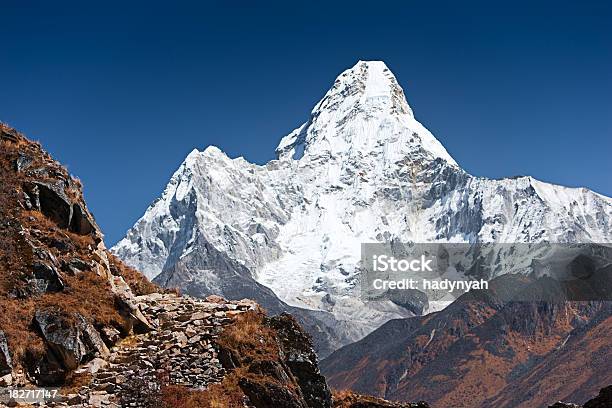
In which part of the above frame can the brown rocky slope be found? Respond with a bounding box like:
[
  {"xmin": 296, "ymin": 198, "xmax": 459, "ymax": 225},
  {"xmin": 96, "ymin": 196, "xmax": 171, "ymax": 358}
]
[
  {"xmin": 322, "ymin": 274, "xmax": 612, "ymax": 408},
  {"xmin": 0, "ymin": 123, "xmax": 160, "ymax": 387}
]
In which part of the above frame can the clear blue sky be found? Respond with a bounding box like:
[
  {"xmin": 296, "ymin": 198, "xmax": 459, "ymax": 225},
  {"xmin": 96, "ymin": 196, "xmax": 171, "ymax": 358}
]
[{"xmin": 1, "ymin": 0, "xmax": 610, "ymax": 246}]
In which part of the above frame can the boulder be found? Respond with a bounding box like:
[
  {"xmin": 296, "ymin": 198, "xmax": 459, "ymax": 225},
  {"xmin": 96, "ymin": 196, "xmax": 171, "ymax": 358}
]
[
  {"xmin": 100, "ymin": 326, "xmax": 121, "ymax": 347},
  {"xmin": 28, "ymin": 346, "xmax": 67, "ymax": 385},
  {"xmin": 34, "ymin": 310, "xmax": 109, "ymax": 372},
  {"xmin": 32, "ymin": 261, "xmax": 65, "ymax": 292},
  {"xmin": 61, "ymin": 257, "xmax": 91, "ymax": 276},
  {"xmin": 0, "ymin": 330, "xmax": 12, "ymax": 375},
  {"xmin": 111, "ymin": 276, "xmax": 154, "ymax": 333}
]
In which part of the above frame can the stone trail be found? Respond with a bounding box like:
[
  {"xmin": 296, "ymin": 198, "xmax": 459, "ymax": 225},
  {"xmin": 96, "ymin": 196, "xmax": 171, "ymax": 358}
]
[{"xmin": 26, "ymin": 293, "xmax": 257, "ymax": 407}]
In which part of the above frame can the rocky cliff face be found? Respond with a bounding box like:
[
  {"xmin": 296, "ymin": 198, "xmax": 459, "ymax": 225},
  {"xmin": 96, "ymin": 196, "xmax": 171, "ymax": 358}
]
[
  {"xmin": 112, "ymin": 60, "xmax": 612, "ymax": 355},
  {"xmin": 0, "ymin": 123, "xmax": 160, "ymax": 387}
]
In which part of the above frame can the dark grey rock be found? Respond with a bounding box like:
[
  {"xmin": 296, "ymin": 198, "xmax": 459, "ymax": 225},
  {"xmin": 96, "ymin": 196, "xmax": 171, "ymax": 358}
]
[
  {"xmin": 34, "ymin": 310, "xmax": 109, "ymax": 372},
  {"xmin": 70, "ymin": 203, "xmax": 95, "ymax": 235},
  {"xmin": 32, "ymin": 261, "xmax": 65, "ymax": 292},
  {"xmin": 100, "ymin": 326, "xmax": 121, "ymax": 347},
  {"xmin": 28, "ymin": 345, "xmax": 67, "ymax": 385},
  {"xmin": 23, "ymin": 181, "xmax": 97, "ymax": 236},
  {"xmin": 0, "ymin": 330, "xmax": 12, "ymax": 375},
  {"xmin": 268, "ymin": 313, "xmax": 332, "ymax": 408},
  {"xmin": 33, "ymin": 182, "xmax": 72, "ymax": 229},
  {"xmin": 239, "ymin": 377, "xmax": 309, "ymax": 408},
  {"xmin": 15, "ymin": 153, "xmax": 33, "ymax": 172}
]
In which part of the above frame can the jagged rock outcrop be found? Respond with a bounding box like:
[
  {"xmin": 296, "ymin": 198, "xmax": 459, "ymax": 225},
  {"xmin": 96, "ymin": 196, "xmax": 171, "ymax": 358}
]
[
  {"xmin": 34, "ymin": 310, "xmax": 109, "ymax": 373},
  {"xmin": 584, "ymin": 386, "xmax": 612, "ymax": 408},
  {"xmin": 268, "ymin": 313, "xmax": 332, "ymax": 408},
  {"xmin": 0, "ymin": 123, "xmax": 158, "ymax": 388},
  {"xmin": 215, "ymin": 311, "xmax": 333, "ymax": 408}
]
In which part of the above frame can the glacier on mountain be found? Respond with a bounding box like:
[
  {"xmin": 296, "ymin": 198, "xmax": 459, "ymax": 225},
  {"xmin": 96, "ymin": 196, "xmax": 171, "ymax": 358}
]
[{"xmin": 112, "ymin": 60, "xmax": 612, "ymax": 352}]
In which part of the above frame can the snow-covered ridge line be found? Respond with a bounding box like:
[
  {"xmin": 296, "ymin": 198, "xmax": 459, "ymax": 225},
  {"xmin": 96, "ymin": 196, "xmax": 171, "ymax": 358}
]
[{"xmin": 112, "ymin": 60, "xmax": 612, "ymax": 351}]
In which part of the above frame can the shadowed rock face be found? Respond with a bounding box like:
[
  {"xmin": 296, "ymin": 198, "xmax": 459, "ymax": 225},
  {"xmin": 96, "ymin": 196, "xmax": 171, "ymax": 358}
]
[
  {"xmin": 70, "ymin": 203, "xmax": 95, "ymax": 235},
  {"xmin": 584, "ymin": 386, "xmax": 612, "ymax": 408},
  {"xmin": 34, "ymin": 310, "xmax": 109, "ymax": 376},
  {"xmin": 34, "ymin": 182, "xmax": 73, "ymax": 229},
  {"xmin": 32, "ymin": 261, "xmax": 65, "ymax": 293},
  {"xmin": 24, "ymin": 182, "xmax": 96, "ymax": 235}
]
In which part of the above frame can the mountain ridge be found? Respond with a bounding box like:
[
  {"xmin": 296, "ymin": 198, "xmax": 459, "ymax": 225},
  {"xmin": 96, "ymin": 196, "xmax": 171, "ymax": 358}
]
[{"xmin": 112, "ymin": 60, "xmax": 612, "ymax": 354}]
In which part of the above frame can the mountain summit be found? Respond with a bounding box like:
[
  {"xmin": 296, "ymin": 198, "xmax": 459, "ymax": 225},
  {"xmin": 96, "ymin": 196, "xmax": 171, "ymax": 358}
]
[
  {"xmin": 112, "ymin": 61, "xmax": 612, "ymax": 353},
  {"xmin": 275, "ymin": 60, "xmax": 456, "ymax": 165}
]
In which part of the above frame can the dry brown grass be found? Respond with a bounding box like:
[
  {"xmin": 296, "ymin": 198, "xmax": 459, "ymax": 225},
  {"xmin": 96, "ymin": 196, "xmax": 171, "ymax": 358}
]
[
  {"xmin": 0, "ymin": 270, "xmax": 123, "ymax": 364},
  {"xmin": 61, "ymin": 372, "xmax": 93, "ymax": 394},
  {"xmin": 160, "ymin": 380, "xmax": 245, "ymax": 408},
  {"xmin": 215, "ymin": 310, "xmax": 280, "ymax": 364}
]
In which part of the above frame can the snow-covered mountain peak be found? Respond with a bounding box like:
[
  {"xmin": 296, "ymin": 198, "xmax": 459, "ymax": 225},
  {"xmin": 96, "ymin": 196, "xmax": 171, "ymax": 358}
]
[
  {"xmin": 311, "ymin": 60, "xmax": 413, "ymax": 120},
  {"xmin": 275, "ymin": 60, "xmax": 457, "ymax": 168},
  {"xmin": 201, "ymin": 145, "xmax": 228, "ymax": 159},
  {"xmin": 113, "ymin": 61, "xmax": 612, "ymax": 353}
]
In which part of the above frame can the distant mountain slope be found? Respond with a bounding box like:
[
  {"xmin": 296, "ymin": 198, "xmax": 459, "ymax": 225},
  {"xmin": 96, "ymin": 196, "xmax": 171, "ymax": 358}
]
[
  {"xmin": 321, "ymin": 273, "xmax": 612, "ymax": 408},
  {"xmin": 113, "ymin": 60, "xmax": 612, "ymax": 353}
]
